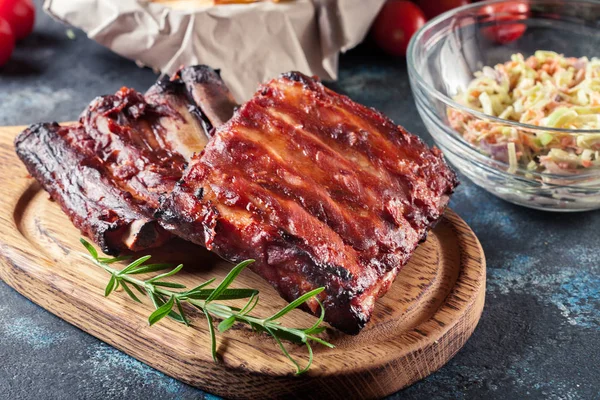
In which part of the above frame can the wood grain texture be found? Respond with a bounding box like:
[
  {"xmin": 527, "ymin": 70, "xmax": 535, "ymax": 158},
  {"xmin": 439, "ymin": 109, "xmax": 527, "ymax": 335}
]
[{"xmin": 0, "ymin": 125, "xmax": 486, "ymax": 400}]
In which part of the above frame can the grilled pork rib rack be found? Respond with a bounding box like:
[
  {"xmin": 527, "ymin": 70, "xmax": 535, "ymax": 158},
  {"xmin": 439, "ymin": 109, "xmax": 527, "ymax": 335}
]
[
  {"xmin": 15, "ymin": 68, "xmax": 457, "ymax": 334},
  {"xmin": 158, "ymin": 72, "xmax": 458, "ymax": 333},
  {"xmin": 15, "ymin": 66, "xmax": 237, "ymax": 255}
]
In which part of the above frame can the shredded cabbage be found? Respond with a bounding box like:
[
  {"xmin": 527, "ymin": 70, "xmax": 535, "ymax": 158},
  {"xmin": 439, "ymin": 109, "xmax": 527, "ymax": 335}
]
[{"xmin": 450, "ymin": 51, "xmax": 600, "ymax": 174}]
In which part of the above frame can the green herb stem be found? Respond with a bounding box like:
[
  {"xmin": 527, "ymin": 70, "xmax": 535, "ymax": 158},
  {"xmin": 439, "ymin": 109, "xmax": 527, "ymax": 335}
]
[{"xmin": 80, "ymin": 238, "xmax": 333, "ymax": 374}]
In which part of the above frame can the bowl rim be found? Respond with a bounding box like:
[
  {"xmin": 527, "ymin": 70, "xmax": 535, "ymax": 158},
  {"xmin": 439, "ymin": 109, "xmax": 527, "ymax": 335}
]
[{"xmin": 407, "ymin": 0, "xmax": 600, "ymax": 135}]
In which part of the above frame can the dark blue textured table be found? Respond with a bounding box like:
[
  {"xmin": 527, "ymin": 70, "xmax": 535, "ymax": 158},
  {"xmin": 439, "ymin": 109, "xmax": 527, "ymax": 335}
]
[{"xmin": 0, "ymin": 3, "xmax": 598, "ymax": 399}]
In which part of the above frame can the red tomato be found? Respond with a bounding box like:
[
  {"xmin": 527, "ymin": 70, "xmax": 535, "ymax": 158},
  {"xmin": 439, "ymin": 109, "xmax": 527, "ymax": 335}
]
[
  {"xmin": 0, "ymin": 0, "xmax": 35, "ymax": 40},
  {"xmin": 479, "ymin": 1, "xmax": 529, "ymax": 44},
  {"xmin": 371, "ymin": 0, "xmax": 426, "ymax": 57},
  {"xmin": 417, "ymin": 0, "xmax": 471, "ymax": 20},
  {"xmin": 0, "ymin": 17, "xmax": 15, "ymax": 66}
]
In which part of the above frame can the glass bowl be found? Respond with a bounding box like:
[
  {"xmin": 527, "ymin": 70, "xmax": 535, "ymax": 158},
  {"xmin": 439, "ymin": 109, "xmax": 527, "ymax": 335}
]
[{"xmin": 407, "ymin": 0, "xmax": 600, "ymax": 212}]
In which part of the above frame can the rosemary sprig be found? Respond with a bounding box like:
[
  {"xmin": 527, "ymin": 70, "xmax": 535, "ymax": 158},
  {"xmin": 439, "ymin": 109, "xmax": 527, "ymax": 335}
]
[{"xmin": 80, "ymin": 238, "xmax": 334, "ymax": 374}]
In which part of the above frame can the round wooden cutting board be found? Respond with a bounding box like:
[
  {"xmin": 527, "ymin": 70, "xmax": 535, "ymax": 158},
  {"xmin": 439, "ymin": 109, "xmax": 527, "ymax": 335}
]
[{"xmin": 0, "ymin": 125, "xmax": 486, "ymax": 400}]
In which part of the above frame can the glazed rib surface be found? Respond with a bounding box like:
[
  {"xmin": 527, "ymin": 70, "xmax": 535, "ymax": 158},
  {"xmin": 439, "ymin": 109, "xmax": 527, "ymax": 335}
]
[
  {"xmin": 15, "ymin": 66, "xmax": 236, "ymax": 255},
  {"xmin": 159, "ymin": 72, "xmax": 458, "ymax": 334},
  {"xmin": 15, "ymin": 122, "xmax": 171, "ymax": 253}
]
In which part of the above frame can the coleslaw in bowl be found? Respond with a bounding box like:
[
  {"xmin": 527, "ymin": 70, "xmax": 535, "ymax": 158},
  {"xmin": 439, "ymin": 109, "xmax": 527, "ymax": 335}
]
[
  {"xmin": 452, "ymin": 51, "xmax": 600, "ymax": 174},
  {"xmin": 408, "ymin": 0, "xmax": 600, "ymax": 211}
]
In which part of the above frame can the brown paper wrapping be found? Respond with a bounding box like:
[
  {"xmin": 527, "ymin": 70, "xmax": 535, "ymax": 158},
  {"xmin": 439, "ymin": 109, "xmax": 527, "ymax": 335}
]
[{"xmin": 44, "ymin": 0, "xmax": 385, "ymax": 100}]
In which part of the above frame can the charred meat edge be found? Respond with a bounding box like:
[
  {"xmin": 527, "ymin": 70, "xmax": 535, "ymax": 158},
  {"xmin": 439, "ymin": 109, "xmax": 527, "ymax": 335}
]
[{"xmin": 14, "ymin": 65, "xmax": 237, "ymax": 254}]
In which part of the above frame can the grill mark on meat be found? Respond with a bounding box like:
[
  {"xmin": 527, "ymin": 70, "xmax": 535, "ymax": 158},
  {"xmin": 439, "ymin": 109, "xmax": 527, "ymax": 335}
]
[
  {"xmin": 229, "ymin": 95, "xmax": 426, "ymax": 255},
  {"xmin": 249, "ymin": 92, "xmax": 424, "ymax": 232},
  {"xmin": 158, "ymin": 72, "xmax": 458, "ymax": 334},
  {"xmin": 259, "ymin": 78, "xmax": 457, "ymax": 230},
  {"xmin": 212, "ymin": 128, "xmax": 393, "ymax": 254},
  {"xmin": 238, "ymin": 105, "xmax": 389, "ymax": 209},
  {"xmin": 261, "ymin": 80, "xmax": 433, "ymax": 186},
  {"xmin": 263, "ymin": 106, "xmax": 394, "ymax": 189},
  {"xmin": 209, "ymin": 179, "xmax": 362, "ymax": 276}
]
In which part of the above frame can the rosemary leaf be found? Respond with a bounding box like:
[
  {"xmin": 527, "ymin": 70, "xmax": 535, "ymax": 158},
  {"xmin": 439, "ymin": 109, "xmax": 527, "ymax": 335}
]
[
  {"xmin": 119, "ymin": 255, "xmax": 152, "ymax": 275},
  {"xmin": 127, "ymin": 263, "xmax": 173, "ymax": 275},
  {"xmin": 184, "ymin": 278, "xmax": 216, "ymax": 294},
  {"xmin": 268, "ymin": 326, "xmax": 307, "ymax": 344},
  {"xmin": 207, "ymin": 303, "xmax": 234, "ymax": 318},
  {"xmin": 185, "ymin": 288, "xmax": 258, "ymax": 301},
  {"xmin": 205, "ymin": 259, "xmax": 255, "ymax": 303},
  {"xmin": 240, "ymin": 293, "xmax": 260, "ymax": 316},
  {"xmin": 239, "ymin": 292, "xmax": 258, "ymax": 316},
  {"xmin": 104, "ymin": 274, "xmax": 117, "ymax": 297},
  {"xmin": 182, "ymin": 289, "xmax": 215, "ymax": 300},
  {"xmin": 215, "ymin": 288, "xmax": 258, "ymax": 300},
  {"xmin": 148, "ymin": 296, "xmax": 175, "ymax": 326},
  {"xmin": 147, "ymin": 289, "xmax": 161, "ymax": 309},
  {"xmin": 80, "ymin": 238, "xmax": 98, "ymax": 260},
  {"xmin": 266, "ymin": 326, "xmax": 303, "ymax": 374},
  {"xmin": 266, "ymin": 287, "xmax": 325, "ymax": 322},
  {"xmin": 152, "ymin": 282, "xmax": 187, "ymax": 289},
  {"xmin": 148, "ymin": 290, "xmax": 187, "ymax": 325},
  {"xmin": 130, "ymin": 282, "xmax": 146, "ymax": 296},
  {"xmin": 98, "ymin": 255, "xmax": 131, "ymax": 264},
  {"xmin": 166, "ymin": 311, "xmax": 187, "ymax": 325},
  {"xmin": 304, "ymin": 299, "xmax": 326, "ymax": 335},
  {"xmin": 298, "ymin": 342, "xmax": 313, "ymax": 375},
  {"xmin": 175, "ymin": 298, "xmax": 190, "ymax": 327},
  {"xmin": 147, "ymin": 264, "xmax": 184, "ymax": 283},
  {"xmin": 305, "ymin": 326, "xmax": 327, "ymax": 335},
  {"xmin": 120, "ymin": 281, "xmax": 142, "ymax": 303},
  {"xmin": 205, "ymin": 310, "xmax": 218, "ymax": 362},
  {"xmin": 305, "ymin": 335, "xmax": 335, "ymax": 348},
  {"xmin": 217, "ymin": 315, "xmax": 236, "ymax": 333}
]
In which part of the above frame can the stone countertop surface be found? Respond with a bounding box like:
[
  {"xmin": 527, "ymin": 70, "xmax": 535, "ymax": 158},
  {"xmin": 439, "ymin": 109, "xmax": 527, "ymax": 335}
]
[{"xmin": 1, "ymin": 3, "xmax": 598, "ymax": 400}]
